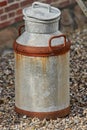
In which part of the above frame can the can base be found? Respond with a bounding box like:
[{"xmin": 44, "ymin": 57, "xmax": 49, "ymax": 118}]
[{"xmin": 15, "ymin": 106, "xmax": 70, "ymax": 120}]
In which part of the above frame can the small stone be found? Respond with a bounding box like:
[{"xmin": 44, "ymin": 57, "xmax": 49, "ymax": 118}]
[
  {"xmin": 0, "ymin": 99, "xmax": 4, "ymax": 104},
  {"xmin": 26, "ymin": 126, "xmax": 36, "ymax": 130},
  {"xmin": 23, "ymin": 115, "xmax": 27, "ymax": 119},
  {"xmin": 0, "ymin": 87, "xmax": 3, "ymax": 95},
  {"xmin": 74, "ymin": 119, "xmax": 80, "ymax": 124},
  {"xmin": 0, "ymin": 112, "xmax": 3, "ymax": 117}
]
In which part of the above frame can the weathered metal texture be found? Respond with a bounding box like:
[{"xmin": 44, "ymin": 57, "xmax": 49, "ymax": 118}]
[
  {"xmin": 24, "ymin": 18, "xmax": 59, "ymax": 34},
  {"xmin": 23, "ymin": 2, "xmax": 61, "ymax": 34},
  {"xmin": 16, "ymin": 30, "xmax": 65, "ymax": 47},
  {"xmin": 15, "ymin": 51, "xmax": 70, "ymax": 118}
]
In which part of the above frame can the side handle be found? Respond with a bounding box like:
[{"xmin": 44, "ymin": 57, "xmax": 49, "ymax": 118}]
[
  {"xmin": 18, "ymin": 25, "xmax": 25, "ymax": 36},
  {"xmin": 49, "ymin": 35, "xmax": 67, "ymax": 50}
]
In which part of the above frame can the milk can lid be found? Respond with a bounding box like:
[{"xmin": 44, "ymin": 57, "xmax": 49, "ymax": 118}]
[{"xmin": 23, "ymin": 2, "xmax": 61, "ymax": 21}]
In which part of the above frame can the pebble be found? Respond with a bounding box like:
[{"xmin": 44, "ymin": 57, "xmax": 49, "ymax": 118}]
[
  {"xmin": 0, "ymin": 87, "xmax": 3, "ymax": 95},
  {"xmin": 23, "ymin": 115, "xmax": 27, "ymax": 119}
]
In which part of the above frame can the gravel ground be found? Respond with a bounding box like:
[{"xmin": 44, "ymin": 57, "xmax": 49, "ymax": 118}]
[{"xmin": 0, "ymin": 28, "xmax": 87, "ymax": 130}]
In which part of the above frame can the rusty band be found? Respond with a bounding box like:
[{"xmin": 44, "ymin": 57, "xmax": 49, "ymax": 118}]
[
  {"xmin": 15, "ymin": 106, "xmax": 70, "ymax": 119},
  {"xmin": 13, "ymin": 41, "xmax": 71, "ymax": 57}
]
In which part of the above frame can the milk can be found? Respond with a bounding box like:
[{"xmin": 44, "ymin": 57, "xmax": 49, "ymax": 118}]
[{"xmin": 14, "ymin": 2, "xmax": 71, "ymax": 119}]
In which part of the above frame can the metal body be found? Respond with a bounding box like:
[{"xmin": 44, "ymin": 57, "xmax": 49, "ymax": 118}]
[
  {"xmin": 15, "ymin": 53, "xmax": 70, "ymax": 111},
  {"xmin": 14, "ymin": 2, "xmax": 71, "ymax": 119}
]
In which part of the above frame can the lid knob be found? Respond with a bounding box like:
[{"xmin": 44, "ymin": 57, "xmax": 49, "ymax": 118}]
[{"xmin": 32, "ymin": 2, "xmax": 51, "ymax": 13}]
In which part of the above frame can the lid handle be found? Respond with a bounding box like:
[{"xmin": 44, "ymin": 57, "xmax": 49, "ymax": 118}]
[{"xmin": 32, "ymin": 2, "xmax": 51, "ymax": 12}]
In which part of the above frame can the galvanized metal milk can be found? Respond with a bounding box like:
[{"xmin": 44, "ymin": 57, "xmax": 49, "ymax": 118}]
[{"xmin": 14, "ymin": 2, "xmax": 71, "ymax": 119}]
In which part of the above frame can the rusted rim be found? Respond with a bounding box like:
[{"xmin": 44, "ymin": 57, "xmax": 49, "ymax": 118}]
[
  {"xmin": 14, "ymin": 34, "xmax": 71, "ymax": 57},
  {"xmin": 15, "ymin": 106, "xmax": 70, "ymax": 120},
  {"xmin": 13, "ymin": 41, "xmax": 71, "ymax": 57},
  {"xmin": 15, "ymin": 27, "xmax": 71, "ymax": 57}
]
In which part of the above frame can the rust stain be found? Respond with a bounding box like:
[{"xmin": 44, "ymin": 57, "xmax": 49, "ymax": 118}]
[
  {"xmin": 13, "ymin": 41, "xmax": 71, "ymax": 57},
  {"xmin": 15, "ymin": 53, "xmax": 23, "ymax": 73},
  {"xmin": 15, "ymin": 53, "xmax": 23, "ymax": 86},
  {"xmin": 15, "ymin": 106, "xmax": 70, "ymax": 119},
  {"xmin": 41, "ymin": 57, "xmax": 48, "ymax": 73},
  {"xmin": 15, "ymin": 52, "xmax": 23, "ymax": 66},
  {"xmin": 28, "ymin": 57, "xmax": 48, "ymax": 73}
]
